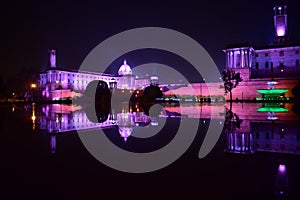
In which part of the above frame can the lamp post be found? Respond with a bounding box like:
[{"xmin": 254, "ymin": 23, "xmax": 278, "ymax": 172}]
[{"xmin": 31, "ymin": 83, "xmax": 37, "ymax": 102}]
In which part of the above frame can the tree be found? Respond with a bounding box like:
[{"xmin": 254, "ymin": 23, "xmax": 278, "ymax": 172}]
[
  {"xmin": 222, "ymin": 69, "xmax": 243, "ymax": 109},
  {"xmin": 222, "ymin": 107, "xmax": 243, "ymax": 132}
]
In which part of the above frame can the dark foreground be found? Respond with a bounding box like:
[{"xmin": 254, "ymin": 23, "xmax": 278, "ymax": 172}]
[{"xmin": 1, "ymin": 103, "xmax": 300, "ymax": 199}]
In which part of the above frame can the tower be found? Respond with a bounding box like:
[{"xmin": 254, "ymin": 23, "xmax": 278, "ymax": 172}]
[
  {"xmin": 273, "ymin": 3, "xmax": 288, "ymax": 44},
  {"xmin": 49, "ymin": 49, "xmax": 56, "ymax": 68}
]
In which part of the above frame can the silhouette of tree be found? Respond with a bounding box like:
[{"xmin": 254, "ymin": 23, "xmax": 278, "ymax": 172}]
[
  {"xmin": 222, "ymin": 69, "xmax": 243, "ymax": 110},
  {"xmin": 221, "ymin": 107, "xmax": 243, "ymax": 132}
]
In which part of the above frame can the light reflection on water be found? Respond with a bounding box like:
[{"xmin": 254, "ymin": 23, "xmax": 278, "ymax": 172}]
[
  {"xmin": 30, "ymin": 102, "xmax": 300, "ymax": 155},
  {"xmin": 3, "ymin": 102, "xmax": 300, "ymax": 199}
]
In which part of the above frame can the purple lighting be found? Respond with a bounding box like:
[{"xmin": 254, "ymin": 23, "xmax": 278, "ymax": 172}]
[
  {"xmin": 118, "ymin": 59, "xmax": 132, "ymax": 75},
  {"xmin": 49, "ymin": 49, "xmax": 56, "ymax": 68},
  {"xmin": 278, "ymin": 164, "xmax": 286, "ymax": 173},
  {"xmin": 277, "ymin": 28, "xmax": 285, "ymax": 37}
]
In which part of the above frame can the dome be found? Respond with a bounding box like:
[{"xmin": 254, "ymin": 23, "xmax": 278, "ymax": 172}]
[{"xmin": 118, "ymin": 59, "xmax": 132, "ymax": 75}]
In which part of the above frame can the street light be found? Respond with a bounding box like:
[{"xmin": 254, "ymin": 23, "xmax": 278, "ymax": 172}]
[
  {"xmin": 30, "ymin": 83, "xmax": 37, "ymax": 102},
  {"xmin": 31, "ymin": 83, "xmax": 37, "ymax": 89}
]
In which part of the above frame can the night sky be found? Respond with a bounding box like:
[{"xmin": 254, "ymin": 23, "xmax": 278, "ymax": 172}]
[{"xmin": 2, "ymin": 0, "xmax": 300, "ymax": 81}]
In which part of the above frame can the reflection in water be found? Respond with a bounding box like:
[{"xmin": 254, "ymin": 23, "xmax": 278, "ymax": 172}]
[
  {"xmin": 222, "ymin": 103, "xmax": 299, "ymax": 199},
  {"xmin": 50, "ymin": 135, "xmax": 56, "ymax": 154},
  {"xmin": 224, "ymin": 103, "xmax": 300, "ymax": 155},
  {"xmin": 35, "ymin": 102, "xmax": 299, "ymax": 197},
  {"xmin": 31, "ymin": 103, "xmax": 36, "ymax": 130},
  {"xmin": 38, "ymin": 103, "xmax": 300, "ymax": 155},
  {"xmin": 275, "ymin": 163, "xmax": 289, "ymax": 199},
  {"xmin": 39, "ymin": 103, "xmax": 154, "ymax": 143}
]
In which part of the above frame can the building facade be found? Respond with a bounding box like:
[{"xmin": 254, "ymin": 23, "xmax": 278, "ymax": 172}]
[
  {"xmin": 39, "ymin": 53, "xmax": 151, "ymax": 100},
  {"xmin": 165, "ymin": 3, "xmax": 300, "ymax": 101}
]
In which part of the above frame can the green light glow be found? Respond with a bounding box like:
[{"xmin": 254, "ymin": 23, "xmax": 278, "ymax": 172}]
[
  {"xmin": 257, "ymin": 107, "xmax": 288, "ymax": 112},
  {"xmin": 256, "ymin": 89, "xmax": 288, "ymax": 94}
]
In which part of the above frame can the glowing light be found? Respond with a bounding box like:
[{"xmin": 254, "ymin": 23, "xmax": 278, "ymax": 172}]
[
  {"xmin": 257, "ymin": 89, "xmax": 288, "ymax": 95},
  {"xmin": 266, "ymin": 81, "xmax": 278, "ymax": 85},
  {"xmin": 257, "ymin": 107, "xmax": 288, "ymax": 112},
  {"xmin": 277, "ymin": 28, "xmax": 285, "ymax": 37},
  {"xmin": 278, "ymin": 164, "xmax": 286, "ymax": 173},
  {"xmin": 31, "ymin": 83, "xmax": 37, "ymax": 89},
  {"xmin": 31, "ymin": 115, "xmax": 36, "ymax": 121},
  {"xmin": 278, "ymin": 7, "xmax": 282, "ymax": 11},
  {"xmin": 31, "ymin": 103, "xmax": 36, "ymax": 130}
]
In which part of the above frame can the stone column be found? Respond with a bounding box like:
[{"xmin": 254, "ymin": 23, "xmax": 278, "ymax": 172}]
[
  {"xmin": 241, "ymin": 50, "xmax": 245, "ymax": 68},
  {"xmin": 232, "ymin": 51, "xmax": 235, "ymax": 68}
]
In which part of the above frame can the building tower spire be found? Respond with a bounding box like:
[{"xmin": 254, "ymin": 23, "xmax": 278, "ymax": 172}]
[
  {"xmin": 49, "ymin": 49, "xmax": 56, "ymax": 68},
  {"xmin": 273, "ymin": 2, "xmax": 288, "ymax": 44}
]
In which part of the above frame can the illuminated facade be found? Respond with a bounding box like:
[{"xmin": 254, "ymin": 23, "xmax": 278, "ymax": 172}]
[
  {"xmin": 38, "ymin": 52, "xmax": 150, "ymax": 100},
  {"xmin": 164, "ymin": 3, "xmax": 300, "ymax": 101},
  {"xmin": 222, "ymin": 3, "xmax": 300, "ymax": 100}
]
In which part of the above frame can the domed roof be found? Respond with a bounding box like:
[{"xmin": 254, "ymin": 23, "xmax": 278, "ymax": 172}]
[{"xmin": 118, "ymin": 59, "xmax": 132, "ymax": 75}]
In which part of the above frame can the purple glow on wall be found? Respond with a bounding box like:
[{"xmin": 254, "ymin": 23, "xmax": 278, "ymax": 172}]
[{"xmin": 278, "ymin": 164, "xmax": 286, "ymax": 173}]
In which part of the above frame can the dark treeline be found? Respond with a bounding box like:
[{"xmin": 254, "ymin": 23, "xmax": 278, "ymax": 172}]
[{"xmin": 1, "ymin": 67, "xmax": 39, "ymax": 99}]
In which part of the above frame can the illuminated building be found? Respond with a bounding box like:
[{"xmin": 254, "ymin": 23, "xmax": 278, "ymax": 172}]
[
  {"xmin": 164, "ymin": 2, "xmax": 300, "ymax": 101},
  {"xmin": 38, "ymin": 51, "xmax": 151, "ymax": 100}
]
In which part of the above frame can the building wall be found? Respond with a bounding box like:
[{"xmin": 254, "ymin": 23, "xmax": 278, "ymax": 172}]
[
  {"xmin": 254, "ymin": 47, "xmax": 300, "ymax": 70},
  {"xmin": 39, "ymin": 69, "xmax": 151, "ymax": 100}
]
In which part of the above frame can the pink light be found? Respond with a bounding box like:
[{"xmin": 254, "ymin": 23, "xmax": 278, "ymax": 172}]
[
  {"xmin": 277, "ymin": 28, "xmax": 285, "ymax": 37},
  {"xmin": 278, "ymin": 164, "xmax": 286, "ymax": 173}
]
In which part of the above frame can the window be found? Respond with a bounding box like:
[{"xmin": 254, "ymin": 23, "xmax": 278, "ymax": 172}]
[
  {"xmin": 280, "ymin": 51, "xmax": 284, "ymax": 56},
  {"xmin": 296, "ymin": 59, "xmax": 300, "ymax": 66},
  {"xmin": 265, "ymin": 53, "xmax": 269, "ymax": 56},
  {"xmin": 271, "ymin": 62, "xmax": 273, "ymax": 68},
  {"xmin": 280, "ymin": 60, "xmax": 284, "ymax": 67},
  {"xmin": 266, "ymin": 132, "xmax": 269, "ymax": 139},
  {"xmin": 265, "ymin": 62, "xmax": 269, "ymax": 68},
  {"xmin": 296, "ymin": 50, "xmax": 299, "ymax": 54},
  {"xmin": 256, "ymin": 62, "xmax": 259, "ymax": 69},
  {"xmin": 255, "ymin": 54, "xmax": 259, "ymax": 57}
]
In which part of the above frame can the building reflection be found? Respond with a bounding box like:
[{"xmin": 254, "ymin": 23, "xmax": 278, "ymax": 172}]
[
  {"xmin": 275, "ymin": 163, "xmax": 288, "ymax": 198},
  {"xmin": 39, "ymin": 103, "xmax": 156, "ymax": 146},
  {"xmin": 221, "ymin": 103, "xmax": 298, "ymax": 199},
  {"xmin": 224, "ymin": 103, "xmax": 300, "ymax": 155}
]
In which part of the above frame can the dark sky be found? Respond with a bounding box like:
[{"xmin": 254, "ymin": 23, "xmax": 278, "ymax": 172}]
[{"xmin": 2, "ymin": 0, "xmax": 300, "ymax": 80}]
